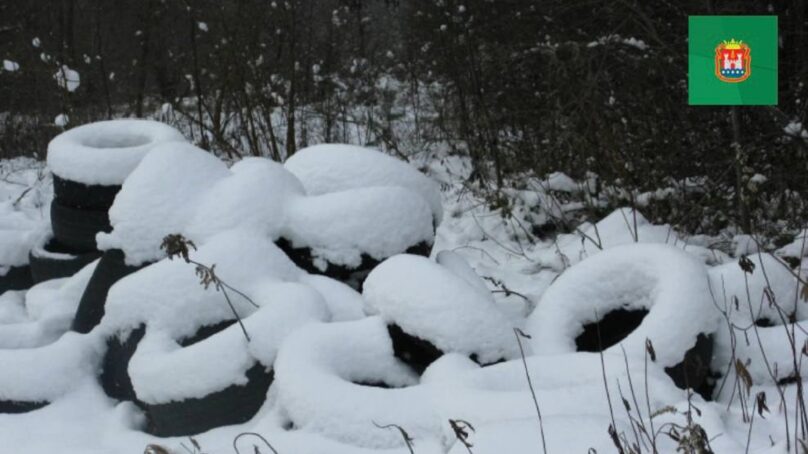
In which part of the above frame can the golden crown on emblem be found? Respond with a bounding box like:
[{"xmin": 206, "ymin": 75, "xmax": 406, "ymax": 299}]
[{"xmin": 722, "ymin": 39, "xmax": 744, "ymax": 50}]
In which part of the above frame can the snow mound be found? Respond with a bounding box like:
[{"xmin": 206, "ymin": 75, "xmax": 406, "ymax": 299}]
[
  {"xmin": 186, "ymin": 158, "xmax": 305, "ymax": 244},
  {"xmin": 0, "ymin": 332, "xmax": 103, "ymax": 403},
  {"xmin": 47, "ymin": 119, "xmax": 186, "ymax": 185},
  {"xmin": 96, "ymin": 142, "xmax": 230, "ymax": 265},
  {"xmin": 434, "ymin": 250, "xmax": 491, "ymax": 297},
  {"xmin": 0, "ymin": 291, "xmax": 26, "ymax": 324},
  {"xmin": 285, "ymin": 144, "xmax": 443, "ymax": 224},
  {"xmin": 709, "ymin": 253, "xmax": 801, "ymax": 324},
  {"xmin": 284, "ymin": 187, "xmax": 434, "ymax": 269},
  {"xmin": 300, "ymin": 274, "xmax": 366, "ymax": 321},
  {"xmin": 129, "ymin": 282, "xmax": 328, "ymax": 404},
  {"xmin": 0, "ymin": 261, "xmax": 96, "ymax": 349},
  {"xmin": 363, "ymin": 254, "xmax": 518, "ymax": 364},
  {"xmin": 0, "ymin": 219, "xmax": 43, "ymax": 268},
  {"xmin": 526, "ymin": 243, "xmax": 720, "ymax": 368},
  {"xmin": 710, "ymin": 253, "xmax": 806, "ymax": 388}
]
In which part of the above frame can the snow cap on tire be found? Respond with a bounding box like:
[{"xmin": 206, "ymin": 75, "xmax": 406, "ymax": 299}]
[
  {"xmin": 47, "ymin": 119, "xmax": 186, "ymax": 186},
  {"xmin": 284, "ymin": 144, "xmax": 443, "ymax": 224}
]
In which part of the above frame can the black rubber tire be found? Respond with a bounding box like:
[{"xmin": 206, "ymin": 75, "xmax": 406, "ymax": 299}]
[
  {"xmin": 50, "ymin": 199, "xmax": 112, "ymax": 252},
  {"xmin": 0, "ymin": 265, "xmax": 34, "ymax": 295},
  {"xmin": 574, "ymin": 309, "xmax": 715, "ymax": 398},
  {"xmin": 52, "ymin": 173, "xmax": 121, "ymax": 211},
  {"xmin": 0, "ymin": 399, "xmax": 48, "ymax": 414},
  {"xmin": 388, "ymin": 323, "xmax": 444, "ymax": 375},
  {"xmin": 101, "ymin": 319, "xmax": 270, "ymax": 436},
  {"xmin": 276, "ymin": 239, "xmax": 432, "ymax": 291},
  {"xmin": 28, "ymin": 239, "xmax": 102, "ymax": 284},
  {"xmin": 664, "ymin": 334, "xmax": 715, "ymax": 398},
  {"xmin": 71, "ymin": 249, "xmax": 147, "ymax": 334},
  {"xmin": 144, "ymin": 364, "xmax": 274, "ymax": 437},
  {"xmin": 101, "ymin": 325, "xmax": 147, "ymax": 402}
]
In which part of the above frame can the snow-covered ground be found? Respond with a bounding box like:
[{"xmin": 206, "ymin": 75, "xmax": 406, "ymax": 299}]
[{"xmin": 0, "ymin": 144, "xmax": 806, "ymax": 454}]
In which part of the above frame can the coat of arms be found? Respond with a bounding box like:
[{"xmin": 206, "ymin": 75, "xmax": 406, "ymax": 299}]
[{"xmin": 715, "ymin": 39, "xmax": 751, "ymax": 83}]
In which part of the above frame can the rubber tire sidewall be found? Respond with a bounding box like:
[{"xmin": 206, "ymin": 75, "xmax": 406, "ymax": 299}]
[
  {"xmin": 52, "ymin": 173, "xmax": 121, "ymax": 211},
  {"xmin": 50, "ymin": 199, "xmax": 112, "ymax": 252}
]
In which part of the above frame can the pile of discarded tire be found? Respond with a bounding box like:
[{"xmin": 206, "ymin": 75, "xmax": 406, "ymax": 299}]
[
  {"xmin": 91, "ymin": 142, "xmax": 439, "ymax": 436},
  {"xmin": 0, "ymin": 119, "xmax": 445, "ymax": 439}
]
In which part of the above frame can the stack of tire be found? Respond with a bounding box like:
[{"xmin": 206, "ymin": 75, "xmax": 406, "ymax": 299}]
[
  {"xmin": 43, "ymin": 120, "xmax": 185, "ymax": 333},
  {"xmin": 281, "ymin": 144, "xmax": 443, "ymax": 290}
]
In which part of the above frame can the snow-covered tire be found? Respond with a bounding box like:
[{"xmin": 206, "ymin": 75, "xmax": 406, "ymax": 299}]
[
  {"xmin": 274, "ymin": 317, "xmax": 430, "ymax": 448},
  {"xmin": 143, "ymin": 363, "xmax": 273, "ymax": 437},
  {"xmin": 71, "ymin": 249, "xmax": 147, "ymax": 334},
  {"xmin": 47, "ymin": 119, "xmax": 186, "ymax": 187},
  {"xmin": 100, "ymin": 320, "xmax": 235, "ymax": 402},
  {"xmin": 52, "ymin": 174, "xmax": 121, "ymax": 211},
  {"xmin": 101, "ymin": 318, "xmax": 271, "ymax": 436},
  {"xmin": 50, "ymin": 199, "xmax": 111, "ymax": 252},
  {"xmin": 283, "ymin": 144, "xmax": 444, "ymax": 224},
  {"xmin": 363, "ymin": 254, "xmax": 518, "ymax": 374},
  {"xmin": 276, "ymin": 239, "xmax": 432, "ymax": 291},
  {"xmin": 526, "ymin": 244, "xmax": 720, "ymax": 392},
  {"xmin": 28, "ymin": 238, "xmax": 101, "ymax": 284},
  {"xmin": 0, "ymin": 265, "xmax": 33, "ymax": 295}
]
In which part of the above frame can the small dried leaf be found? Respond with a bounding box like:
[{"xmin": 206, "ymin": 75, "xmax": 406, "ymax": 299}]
[
  {"xmin": 622, "ymin": 398, "xmax": 631, "ymax": 412},
  {"xmin": 449, "ymin": 419, "xmax": 476, "ymax": 449},
  {"xmin": 801, "ymin": 284, "xmax": 808, "ymax": 303},
  {"xmin": 739, "ymin": 255, "xmax": 755, "ymax": 274},
  {"xmin": 651, "ymin": 405, "xmax": 677, "ymax": 418},
  {"xmin": 735, "ymin": 359, "xmax": 753, "ymax": 394},
  {"xmin": 515, "ymin": 328, "xmax": 532, "ymax": 339},
  {"xmin": 161, "ymin": 233, "xmax": 196, "ymax": 262}
]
